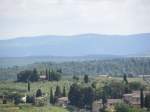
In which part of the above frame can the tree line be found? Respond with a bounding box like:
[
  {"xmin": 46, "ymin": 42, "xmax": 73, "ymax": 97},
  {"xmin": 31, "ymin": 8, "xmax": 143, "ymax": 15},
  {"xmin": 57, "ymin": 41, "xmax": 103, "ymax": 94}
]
[
  {"xmin": 1, "ymin": 57, "xmax": 150, "ymax": 80},
  {"xmin": 17, "ymin": 68, "xmax": 62, "ymax": 82}
]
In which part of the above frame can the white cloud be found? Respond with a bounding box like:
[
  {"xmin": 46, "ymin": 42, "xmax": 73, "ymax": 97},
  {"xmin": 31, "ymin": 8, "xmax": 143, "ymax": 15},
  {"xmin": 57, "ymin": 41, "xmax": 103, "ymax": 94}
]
[{"xmin": 0, "ymin": 0, "xmax": 150, "ymax": 39}]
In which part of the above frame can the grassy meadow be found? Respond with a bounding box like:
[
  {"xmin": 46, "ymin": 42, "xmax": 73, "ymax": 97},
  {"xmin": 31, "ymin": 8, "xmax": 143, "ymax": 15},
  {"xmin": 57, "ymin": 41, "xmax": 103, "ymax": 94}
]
[{"xmin": 0, "ymin": 103, "xmax": 70, "ymax": 112}]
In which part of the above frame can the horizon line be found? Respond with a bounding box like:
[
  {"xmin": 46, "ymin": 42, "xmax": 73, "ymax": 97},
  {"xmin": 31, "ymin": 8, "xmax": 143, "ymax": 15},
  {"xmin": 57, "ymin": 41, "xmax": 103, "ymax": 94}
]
[{"xmin": 0, "ymin": 32, "xmax": 150, "ymax": 41}]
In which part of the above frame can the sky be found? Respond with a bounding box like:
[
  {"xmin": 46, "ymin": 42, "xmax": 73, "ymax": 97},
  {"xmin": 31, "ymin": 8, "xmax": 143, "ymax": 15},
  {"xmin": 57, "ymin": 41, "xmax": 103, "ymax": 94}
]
[{"xmin": 0, "ymin": 0, "xmax": 150, "ymax": 39}]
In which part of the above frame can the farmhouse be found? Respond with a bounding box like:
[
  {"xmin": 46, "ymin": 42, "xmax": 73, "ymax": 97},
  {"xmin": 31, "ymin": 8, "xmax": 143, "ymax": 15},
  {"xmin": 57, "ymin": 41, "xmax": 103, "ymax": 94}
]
[
  {"xmin": 56, "ymin": 97, "xmax": 69, "ymax": 108},
  {"xmin": 39, "ymin": 75, "xmax": 47, "ymax": 80},
  {"xmin": 123, "ymin": 91, "xmax": 150, "ymax": 107}
]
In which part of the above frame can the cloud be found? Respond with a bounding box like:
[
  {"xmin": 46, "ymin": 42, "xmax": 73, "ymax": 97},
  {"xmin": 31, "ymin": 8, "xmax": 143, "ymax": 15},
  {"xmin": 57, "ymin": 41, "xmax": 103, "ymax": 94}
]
[{"xmin": 0, "ymin": 0, "xmax": 150, "ymax": 39}]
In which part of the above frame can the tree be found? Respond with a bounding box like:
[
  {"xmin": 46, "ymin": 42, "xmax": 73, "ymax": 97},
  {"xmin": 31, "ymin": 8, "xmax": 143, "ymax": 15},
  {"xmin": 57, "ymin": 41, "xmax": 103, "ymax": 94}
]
[
  {"xmin": 91, "ymin": 81, "xmax": 97, "ymax": 89},
  {"xmin": 48, "ymin": 69, "xmax": 51, "ymax": 81},
  {"xmin": 123, "ymin": 73, "xmax": 128, "ymax": 84},
  {"xmin": 28, "ymin": 81, "xmax": 30, "ymax": 92},
  {"xmin": 84, "ymin": 74, "xmax": 89, "ymax": 83},
  {"xmin": 128, "ymin": 81, "xmax": 143, "ymax": 91},
  {"xmin": 17, "ymin": 69, "xmax": 39, "ymax": 82},
  {"xmin": 36, "ymin": 89, "xmax": 42, "ymax": 97},
  {"xmin": 68, "ymin": 83, "xmax": 95, "ymax": 108},
  {"xmin": 124, "ymin": 84, "xmax": 131, "ymax": 94},
  {"xmin": 145, "ymin": 94, "xmax": 150, "ymax": 110},
  {"xmin": 26, "ymin": 95, "xmax": 35, "ymax": 103},
  {"xmin": 103, "ymin": 81, "xmax": 125, "ymax": 99},
  {"xmin": 102, "ymin": 91, "xmax": 107, "ymax": 109},
  {"xmin": 62, "ymin": 86, "xmax": 66, "ymax": 97},
  {"xmin": 2, "ymin": 96, "xmax": 7, "ymax": 104},
  {"xmin": 73, "ymin": 75, "xmax": 79, "ymax": 81},
  {"xmin": 45, "ymin": 69, "xmax": 49, "ymax": 80},
  {"xmin": 55, "ymin": 85, "xmax": 62, "ymax": 99},
  {"xmin": 32, "ymin": 68, "xmax": 39, "ymax": 81},
  {"xmin": 68, "ymin": 83, "xmax": 84, "ymax": 108},
  {"xmin": 50, "ymin": 88, "xmax": 54, "ymax": 104},
  {"xmin": 3, "ymin": 99, "xmax": 7, "ymax": 104},
  {"xmin": 140, "ymin": 88, "xmax": 144, "ymax": 108},
  {"xmin": 14, "ymin": 96, "xmax": 21, "ymax": 105},
  {"xmin": 83, "ymin": 86, "xmax": 95, "ymax": 108},
  {"xmin": 48, "ymin": 70, "xmax": 61, "ymax": 81},
  {"xmin": 57, "ymin": 69, "xmax": 62, "ymax": 73}
]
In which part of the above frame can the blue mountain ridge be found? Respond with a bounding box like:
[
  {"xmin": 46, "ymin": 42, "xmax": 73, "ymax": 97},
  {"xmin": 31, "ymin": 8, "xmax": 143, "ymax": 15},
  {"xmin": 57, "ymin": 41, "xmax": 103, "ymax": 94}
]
[{"xmin": 0, "ymin": 33, "xmax": 150, "ymax": 57}]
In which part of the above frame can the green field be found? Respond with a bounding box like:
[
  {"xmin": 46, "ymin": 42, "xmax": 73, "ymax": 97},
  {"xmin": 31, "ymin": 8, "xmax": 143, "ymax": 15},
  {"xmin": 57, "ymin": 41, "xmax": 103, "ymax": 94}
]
[
  {"xmin": 0, "ymin": 77, "xmax": 149, "ymax": 112},
  {"xmin": 0, "ymin": 80, "xmax": 72, "ymax": 96},
  {"xmin": 0, "ymin": 104, "xmax": 70, "ymax": 112},
  {"xmin": 0, "ymin": 77, "xmax": 148, "ymax": 95}
]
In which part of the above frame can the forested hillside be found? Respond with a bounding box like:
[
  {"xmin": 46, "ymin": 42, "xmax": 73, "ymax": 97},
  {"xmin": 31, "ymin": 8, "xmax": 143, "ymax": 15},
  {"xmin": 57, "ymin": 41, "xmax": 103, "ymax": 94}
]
[{"xmin": 0, "ymin": 57, "xmax": 150, "ymax": 80}]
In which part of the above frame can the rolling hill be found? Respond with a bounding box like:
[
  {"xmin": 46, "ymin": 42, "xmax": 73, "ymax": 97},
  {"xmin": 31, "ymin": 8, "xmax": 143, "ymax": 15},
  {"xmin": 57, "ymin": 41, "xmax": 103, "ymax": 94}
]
[{"xmin": 0, "ymin": 33, "xmax": 150, "ymax": 57}]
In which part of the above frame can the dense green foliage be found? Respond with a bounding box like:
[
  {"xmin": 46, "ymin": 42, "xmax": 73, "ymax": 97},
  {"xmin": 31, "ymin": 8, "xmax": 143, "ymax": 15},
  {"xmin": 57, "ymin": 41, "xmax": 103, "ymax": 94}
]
[
  {"xmin": 28, "ymin": 81, "xmax": 30, "ymax": 92},
  {"xmin": 48, "ymin": 70, "xmax": 61, "ymax": 81},
  {"xmin": 123, "ymin": 73, "xmax": 128, "ymax": 84},
  {"xmin": 102, "ymin": 81, "xmax": 126, "ymax": 98},
  {"xmin": 50, "ymin": 88, "xmax": 54, "ymax": 104},
  {"xmin": 36, "ymin": 89, "xmax": 42, "ymax": 97},
  {"xmin": 54, "ymin": 85, "xmax": 62, "ymax": 99},
  {"xmin": 145, "ymin": 94, "xmax": 150, "ymax": 110},
  {"xmin": 62, "ymin": 86, "xmax": 66, "ymax": 97},
  {"xmin": 115, "ymin": 103, "xmax": 146, "ymax": 112},
  {"xmin": 84, "ymin": 75, "xmax": 89, "ymax": 83},
  {"xmin": 26, "ymin": 95, "xmax": 35, "ymax": 103},
  {"xmin": 17, "ymin": 69, "xmax": 39, "ymax": 82},
  {"xmin": 68, "ymin": 83, "xmax": 95, "ymax": 108},
  {"xmin": 1, "ymin": 57, "xmax": 150, "ymax": 80}
]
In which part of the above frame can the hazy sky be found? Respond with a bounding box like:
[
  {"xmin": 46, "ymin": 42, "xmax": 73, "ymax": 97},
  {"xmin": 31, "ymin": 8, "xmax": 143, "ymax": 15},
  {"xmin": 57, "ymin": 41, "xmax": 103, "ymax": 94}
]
[{"xmin": 0, "ymin": 0, "xmax": 150, "ymax": 39}]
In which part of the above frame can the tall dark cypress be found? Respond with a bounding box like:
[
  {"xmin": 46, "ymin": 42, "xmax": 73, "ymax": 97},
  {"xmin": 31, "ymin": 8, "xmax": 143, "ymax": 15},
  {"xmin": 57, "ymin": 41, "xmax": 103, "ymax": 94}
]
[
  {"xmin": 123, "ymin": 73, "xmax": 128, "ymax": 84},
  {"xmin": 46, "ymin": 69, "xmax": 48, "ymax": 80},
  {"xmin": 50, "ymin": 88, "xmax": 54, "ymax": 104},
  {"xmin": 84, "ymin": 74, "xmax": 89, "ymax": 83},
  {"xmin": 62, "ymin": 86, "xmax": 66, "ymax": 97},
  {"xmin": 48, "ymin": 69, "xmax": 51, "ymax": 81},
  {"xmin": 55, "ymin": 85, "xmax": 62, "ymax": 98},
  {"xmin": 102, "ymin": 90, "xmax": 107, "ymax": 109},
  {"xmin": 28, "ymin": 81, "xmax": 30, "ymax": 92},
  {"xmin": 140, "ymin": 88, "xmax": 144, "ymax": 108}
]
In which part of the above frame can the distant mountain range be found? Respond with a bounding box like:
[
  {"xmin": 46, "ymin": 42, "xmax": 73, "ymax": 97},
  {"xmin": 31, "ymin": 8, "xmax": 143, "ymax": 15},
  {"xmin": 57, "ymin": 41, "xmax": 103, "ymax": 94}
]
[{"xmin": 0, "ymin": 33, "xmax": 150, "ymax": 57}]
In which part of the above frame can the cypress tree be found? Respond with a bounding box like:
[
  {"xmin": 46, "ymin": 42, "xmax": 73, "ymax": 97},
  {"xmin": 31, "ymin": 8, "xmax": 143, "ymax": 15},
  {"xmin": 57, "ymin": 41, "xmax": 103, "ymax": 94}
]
[
  {"xmin": 102, "ymin": 91, "xmax": 107, "ymax": 109},
  {"xmin": 73, "ymin": 75, "xmax": 79, "ymax": 81},
  {"xmin": 55, "ymin": 85, "xmax": 62, "ymax": 98},
  {"xmin": 84, "ymin": 75, "xmax": 89, "ymax": 83},
  {"xmin": 123, "ymin": 73, "xmax": 128, "ymax": 84},
  {"xmin": 36, "ymin": 89, "xmax": 42, "ymax": 97},
  {"xmin": 140, "ymin": 88, "xmax": 144, "ymax": 108},
  {"xmin": 28, "ymin": 81, "xmax": 30, "ymax": 92},
  {"xmin": 50, "ymin": 88, "xmax": 54, "ymax": 104},
  {"xmin": 48, "ymin": 69, "xmax": 51, "ymax": 81},
  {"xmin": 46, "ymin": 69, "xmax": 48, "ymax": 80},
  {"xmin": 62, "ymin": 86, "xmax": 66, "ymax": 97}
]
